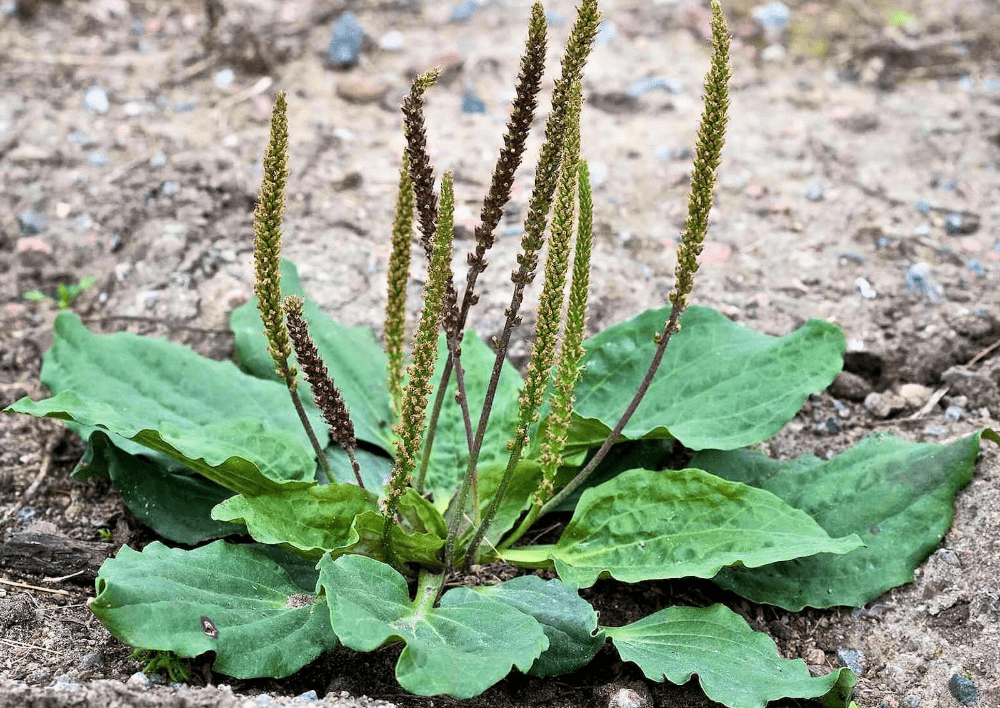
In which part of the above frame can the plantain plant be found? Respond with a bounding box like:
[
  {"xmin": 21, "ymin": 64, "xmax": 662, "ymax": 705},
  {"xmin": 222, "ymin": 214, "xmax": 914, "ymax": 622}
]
[{"xmin": 6, "ymin": 2, "xmax": 996, "ymax": 706}]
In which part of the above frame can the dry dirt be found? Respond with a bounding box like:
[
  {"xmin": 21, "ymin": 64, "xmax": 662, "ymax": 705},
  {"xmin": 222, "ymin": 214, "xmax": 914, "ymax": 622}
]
[{"xmin": 1, "ymin": 0, "xmax": 1000, "ymax": 707}]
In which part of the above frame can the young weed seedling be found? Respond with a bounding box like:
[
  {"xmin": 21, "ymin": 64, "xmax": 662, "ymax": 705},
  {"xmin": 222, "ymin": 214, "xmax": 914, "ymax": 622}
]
[
  {"xmin": 23, "ymin": 275, "xmax": 96, "ymax": 310},
  {"xmin": 6, "ymin": 2, "xmax": 996, "ymax": 706}
]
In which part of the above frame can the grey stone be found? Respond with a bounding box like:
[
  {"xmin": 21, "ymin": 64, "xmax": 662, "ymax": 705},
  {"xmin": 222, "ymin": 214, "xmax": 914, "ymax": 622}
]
[
  {"xmin": 17, "ymin": 209, "xmax": 47, "ymax": 236},
  {"xmin": 627, "ymin": 76, "xmax": 682, "ymax": 98},
  {"xmin": 461, "ymin": 90, "xmax": 486, "ymax": 114},
  {"xmin": 84, "ymin": 85, "xmax": 109, "ymax": 114},
  {"xmin": 835, "ymin": 647, "xmax": 864, "ymax": 674},
  {"xmin": 948, "ymin": 674, "xmax": 978, "ymax": 705},
  {"xmin": 905, "ymin": 262, "xmax": 944, "ymax": 304},
  {"xmin": 327, "ymin": 12, "xmax": 364, "ymax": 68},
  {"xmin": 79, "ymin": 652, "xmax": 105, "ymax": 670},
  {"xmin": 449, "ymin": 0, "xmax": 476, "ymax": 23},
  {"xmin": 214, "ymin": 68, "xmax": 235, "ymax": 90},
  {"xmin": 751, "ymin": 1, "xmax": 790, "ymax": 32}
]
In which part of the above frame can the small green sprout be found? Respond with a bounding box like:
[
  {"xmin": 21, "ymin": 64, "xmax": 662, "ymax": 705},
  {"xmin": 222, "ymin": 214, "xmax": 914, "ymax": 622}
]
[
  {"xmin": 130, "ymin": 648, "xmax": 191, "ymax": 683},
  {"xmin": 23, "ymin": 275, "xmax": 96, "ymax": 310}
]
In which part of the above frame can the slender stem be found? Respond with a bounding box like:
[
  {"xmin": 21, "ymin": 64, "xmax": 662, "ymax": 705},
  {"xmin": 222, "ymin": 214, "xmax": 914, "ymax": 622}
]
[
  {"xmin": 538, "ymin": 307, "xmax": 683, "ymax": 517},
  {"xmin": 286, "ymin": 383, "xmax": 331, "ymax": 476},
  {"xmin": 345, "ymin": 447, "xmax": 364, "ymax": 488},
  {"xmin": 497, "ymin": 503, "xmax": 541, "ymax": 553}
]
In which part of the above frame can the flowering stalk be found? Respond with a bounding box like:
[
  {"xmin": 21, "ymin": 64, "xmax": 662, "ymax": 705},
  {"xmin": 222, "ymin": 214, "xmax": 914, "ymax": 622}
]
[
  {"xmin": 499, "ymin": 159, "xmax": 594, "ymax": 552},
  {"xmin": 383, "ymin": 172, "xmax": 455, "ymax": 557},
  {"xmin": 465, "ymin": 82, "xmax": 585, "ymax": 565},
  {"xmin": 418, "ymin": 1, "xmax": 548, "ymax": 492},
  {"xmin": 252, "ymin": 91, "xmax": 329, "ymax": 476},
  {"xmin": 385, "ymin": 151, "xmax": 415, "ymax": 419},
  {"xmin": 537, "ymin": 0, "xmax": 731, "ymax": 518},
  {"xmin": 284, "ymin": 296, "xmax": 363, "ymax": 488},
  {"xmin": 446, "ymin": 0, "xmax": 601, "ymax": 569}
]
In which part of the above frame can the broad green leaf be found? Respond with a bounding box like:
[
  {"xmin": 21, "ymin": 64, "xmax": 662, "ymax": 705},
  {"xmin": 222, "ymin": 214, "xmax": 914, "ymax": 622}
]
[
  {"xmin": 80, "ymin": 431, "xmax": 240, "ymax": 544},
  {"xmin": 501, "ymin": 468, "xmax": 863, "ymax": 587},
  {"xmin": 398, "ymin": 488, "xmax": 448, "ymax": 539},
  {"xmin": 424, "ymin": 330, "xmax": 522, "ymax": 505},
  {"xmin": 212, "ymin": 483, "xmax": 379, "ymax": 558},
  {"xmin": 5, "ymin": 312, "xmax": 323, "ymax": 496},
  {"xmin": 605, "ymin": 604, "xmax": 856, "ymax": 708},
  {"xmin": 12, "ymin": 394, "xmax": 315, "ymax": 496},
  {"xmin": 318, "ymin": 554, "xmax": 548, "ymax": 698},
  {"xmin": 572, "ymin": 305, "xmax": 845, "ymax": 450},
  {"xmin": 475, "ymin": 575, "xmax": 605, "ymax": 677},
  {"xmin": 327, "ymin": 510, "xmax": 445, "ymax": 569},
  {"xmin": 693, "ymin": 429, "xmax": 999, "ymax": 609},
  {"xmin": 326, "ymin": 446, "xmax": 392, "ymax": 491},
  {"xmin": 550, "ymin": 438, "xmax": 675, "ymax": 512},
  {"xmin": 92, "ymin": 541, "xmax": 336, "ymax": 679},
  {"xmin": 230, "ymin": 260, "xmax": 393, "ymax": 450}
]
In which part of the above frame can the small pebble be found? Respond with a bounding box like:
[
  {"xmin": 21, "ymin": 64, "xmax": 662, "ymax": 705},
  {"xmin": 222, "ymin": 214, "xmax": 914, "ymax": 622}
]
[
  {"xmin": 916, "ymin": 199, "xmax": 931, "ymax": 213},
  {"xmin": 214, "ymin": 68, "xmax": 235, "ymax": 90},
  {"xmin": 608, "ymin": 687, "xmax": 646, "ymax": 708},
  {"xmin": 944, "ymin": 213, "xmax": 963, "ymax": 235},
  {"xmin": 805, "ymin": 184, "xmax": 824, "ymax": 201},
  {"xmin": 461, "ymin": 90, "xmax": 486, "ymax": 114},
  {"xmin": 378, "ymin": 30, "xmax": 404, "ymax": 52},
  {"xmin": 161, "ymin": 181, "xmax": 180, "ymax": 197},
  {"xmin": 79, "ymin": 652, "xmax": 105, "ymax": 670},
  {"xmin": 126, "ymin": 671, "xmax": 152, "ymax": 689},
  {"xmin": 595, "ymin": 20, "xmax": 616, "ymax": 45},
  {"xmin": 836, "ymin": 647, "xmax": 864, "ymax": 674},
  {"xmin": 295, "ymin": 689, "xmax": 319, "ymax": 702},
  {"xmin": 905, "ymin": 262, "xmax": 944, "ymax": 304},
  {"xmin": 627, "ymin": 76, "xmax": 682, "ymax": 97},
  {"xmin": 88, "ymin": 152, "xmax": 108, "ymax": 167},
  {"xmin": 327, "ymin": 12, "xmax": 364, "ymax": 69},
  {"xmin": 449, "ymin": 0, "xmax": 477, "ymax": 23},
  {"xmin": 947, "ymin": 674, "xmax": 978, "ymax": 706},
  {"xmin": 150, "ymin": 152, "xmax": 167, "ymax": 167},
  {"xmin": 751, "ymin": 1, "xmax": 790, "ymax": 34},
  {"xmin": 902, "ymin": 695, "xmax": 921, "ymax": 708},
  {"xmin": 945, "ymin": 405, "xmax": 963, "ymax": 422},
  {"xmin": 123, "ymin": 101, "xmax": 142, "ymax": 117},
  {"xmin": 84, "ymin": 85, "xmax": 109, "ymax": 113},
  {"xmin": 173, "ymin": 100, "xmax": 197, "ymax": 113},
  {"xmin": 760, "ymin": 43, "xmax": 786, "ymax": 62},
  {"xmin": 855, "ymin": 277, "xmax": 876, "ymax": 300},
  {"xmin": 18, "ymin": 209, "xmax": 47, "ymax": 236},
  {"xmin": 335, "ymin": 77, "xmax": 391, "ymax": 104},
  {"xmin": 588, "ymin": 161, "xmax": 608, "ymax": 187}
]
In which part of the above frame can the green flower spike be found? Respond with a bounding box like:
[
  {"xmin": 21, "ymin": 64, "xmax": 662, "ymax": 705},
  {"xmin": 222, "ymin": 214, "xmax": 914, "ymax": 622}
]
[
  {"xmin": 540, "ymin": 0, "xmax": 731, "ymax": 516},
  {"xmin": 383, "ymin": 171, "xmax": 456, "ymax": 557},
  {"xmin": 447, "ymin": 0, "xmax": 601, "ymax": 570},
  {"xmin": 252, "ymin": 91, "xmax": 329, "ymax": 475},
  {"xmin": 385, "ymin": 151, "xmax": 415, "ymax": 419},
  {"xmin": 467, "ymin": 82, "xmax": 585, "ymax": 565},
  {"xmin": 670, "ymin": 0, "xmax": 731, "ymax": 317}
]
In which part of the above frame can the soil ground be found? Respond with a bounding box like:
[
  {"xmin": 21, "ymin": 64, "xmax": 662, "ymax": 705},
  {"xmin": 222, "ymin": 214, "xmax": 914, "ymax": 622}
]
[{"xmin": 1, "ymin": 1, "xmax": 999, "ymax": 707}]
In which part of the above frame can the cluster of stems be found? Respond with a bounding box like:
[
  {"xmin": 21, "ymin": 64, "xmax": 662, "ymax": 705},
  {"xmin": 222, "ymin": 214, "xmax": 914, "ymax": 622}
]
[{"xmin": 251, "ymin": 0, "xmax": 730, "ymax": 575}]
